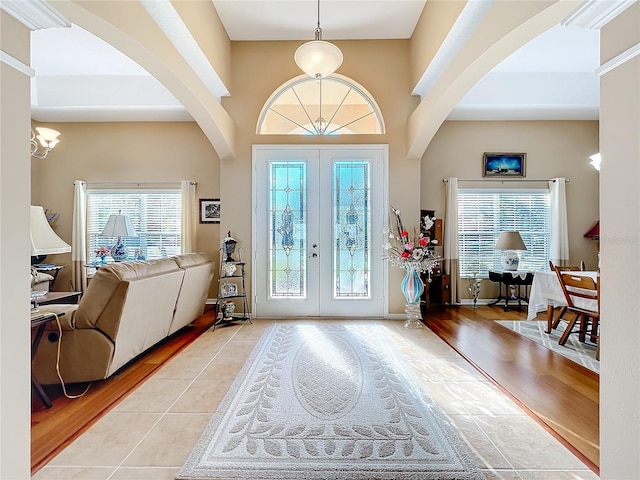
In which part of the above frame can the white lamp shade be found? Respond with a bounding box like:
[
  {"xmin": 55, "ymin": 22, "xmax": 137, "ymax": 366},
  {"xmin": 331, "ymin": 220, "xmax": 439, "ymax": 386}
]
[
  {"xmin": 495, "ymin": 231, "xmax": 527, "ymax": 251},
  {"xmin": 35, "ymin": 127, "xmax": 61, "ymax": 148},
  {"xmin": 100, "ymin": 214, "xmax": 138, "ymax": 238},
  {"xmin": 30, "ymin": 206, "xmax": 71, "ymax": 256},
  {"xmin": 294, "ymin": 40, "xmax": 343, "ymax": 78}
]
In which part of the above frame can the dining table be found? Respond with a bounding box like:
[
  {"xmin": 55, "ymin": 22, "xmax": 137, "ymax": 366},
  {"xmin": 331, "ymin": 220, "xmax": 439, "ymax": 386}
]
[{"xmin": 527, "ymin": 270, "xmax": 599, "ymax": 333}]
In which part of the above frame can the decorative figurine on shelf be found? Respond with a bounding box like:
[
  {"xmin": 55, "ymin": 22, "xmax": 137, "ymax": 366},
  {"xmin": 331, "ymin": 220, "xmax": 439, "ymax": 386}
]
[
  {"xmin": 220, "ymin": 300, "xmax": 236, "ymax": 320},
  {"xmin": 221, "ymin": 262, "xmax": 237, "ymax": 277},
  {"xmin": 222, "ymin": 231, "xmax": 238, "ymax": 262}
]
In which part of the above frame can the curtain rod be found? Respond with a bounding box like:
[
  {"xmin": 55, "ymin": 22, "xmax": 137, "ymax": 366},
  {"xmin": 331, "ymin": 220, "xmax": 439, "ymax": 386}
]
[
  {"xmin": 442, "ymin": 178, "xmax": 569, "ymax": 183},
  {"xmin": 75, "ymin": 181, "xmax": 196, "ymax": 186}
]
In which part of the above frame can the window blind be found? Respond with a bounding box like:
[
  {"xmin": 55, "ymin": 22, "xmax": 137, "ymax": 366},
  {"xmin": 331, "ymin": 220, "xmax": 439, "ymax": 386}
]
[
  {"xmin": 87, "ymin": 189, "xmax": 182, "ymax": 263},
  {"xmin": 458, "ymin": 189, "xmax": 550, "ymax": 278}
]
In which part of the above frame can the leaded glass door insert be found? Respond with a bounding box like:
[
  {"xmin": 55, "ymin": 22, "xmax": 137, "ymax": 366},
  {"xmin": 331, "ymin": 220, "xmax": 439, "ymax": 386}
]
[
  {"xmin": 270, "ymin": 161, "xmax": 307, "ymax": 298},
  {"xmin": 334, "ymin": 161, "xmax": 370, "ymax": 298},
  {"xmin": 254, "ymin": 145, "xmax": 387, "ymax": 317}
]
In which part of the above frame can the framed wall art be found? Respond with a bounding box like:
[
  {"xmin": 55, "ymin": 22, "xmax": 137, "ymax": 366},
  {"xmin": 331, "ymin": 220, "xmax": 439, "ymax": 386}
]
[
  {"xmin": 199, "ymin": 198, "xmax": 220, "ymax": 224},
  {"xmin": 483, "ymin": 153, "xmax": 526, "ymax": 177}
]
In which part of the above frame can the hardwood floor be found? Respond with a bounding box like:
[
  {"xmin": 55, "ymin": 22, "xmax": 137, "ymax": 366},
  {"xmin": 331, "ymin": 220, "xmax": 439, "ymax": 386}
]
[
  {"xmin": 425, "ymin": 305, "xmax": 599, "ymax": 474},
  {"xmin": 30, "ymin": 309, "xmax": 216, "ymax": 475},
  {"xmin": 30, "ymin": 306, "xmax": 599, "ymax": 476}
]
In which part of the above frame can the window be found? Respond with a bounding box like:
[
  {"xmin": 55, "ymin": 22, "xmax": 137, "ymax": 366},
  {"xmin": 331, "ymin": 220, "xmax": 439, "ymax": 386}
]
[
  {"xmin": 458, "ymin": 189, "xmax": 550, "ymax": 278},
  {"xmin": 257, "ymin": 74, "xmax": 385, "ymax": 135},
  {"xmin": 87, "ymin": 188, "xmax": 181, "ymax": 263}
]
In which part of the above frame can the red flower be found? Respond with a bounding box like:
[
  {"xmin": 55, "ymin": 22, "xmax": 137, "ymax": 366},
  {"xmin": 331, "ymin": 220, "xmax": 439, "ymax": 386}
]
[
  {"xmin": 401, "ymin": 231, "xmax": 409, "ymax": 238},
  {"xmin": 401, "ymin": 251, "xmax": 411, "ymax": 258},
  {"xmin": 418, "ymin": 237, "xmax": 428, "ymax": 247}
]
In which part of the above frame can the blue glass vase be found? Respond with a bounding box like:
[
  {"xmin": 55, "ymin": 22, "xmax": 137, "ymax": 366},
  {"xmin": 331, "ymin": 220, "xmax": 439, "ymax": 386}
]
[{"xmin": 401, "ymin": 266, "xmax": 424, "ymax": 328}]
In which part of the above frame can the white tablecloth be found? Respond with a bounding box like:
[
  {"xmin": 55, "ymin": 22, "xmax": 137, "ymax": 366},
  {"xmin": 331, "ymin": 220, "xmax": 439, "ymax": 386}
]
[{"xmin": 527, "ymin": 271, "xmax": 598, "ymax": 321}]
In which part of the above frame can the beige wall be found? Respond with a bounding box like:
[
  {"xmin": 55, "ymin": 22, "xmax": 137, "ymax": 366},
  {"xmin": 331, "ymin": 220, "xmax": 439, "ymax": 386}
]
[
  {"xmin": 599, "ymin": 2, "xmax": 640, "ymax": 478},
  {"xmin": 421, "ymin": 120, "xmax": 600, "ymax": 299},
  {"xmin": 30, "ymin": 121, "xmax": 222, "ymax": 296},
  {"xmin": 222, "ymin": 39, "xmax": 421, "ymax": 313},
  {"xmin": 0, "ymin": 10, "xmax": 32, "ymax": 479}
]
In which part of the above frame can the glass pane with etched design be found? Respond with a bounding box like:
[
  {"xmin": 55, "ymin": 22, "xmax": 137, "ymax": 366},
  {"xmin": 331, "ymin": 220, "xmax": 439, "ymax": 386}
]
[
  {"xmin": 269, "ymin": 162, "xmax": 306, "ymax": 297},
  {"xmin": 333, "ymin": 161, "xmax": 370, "ymax": 298}
]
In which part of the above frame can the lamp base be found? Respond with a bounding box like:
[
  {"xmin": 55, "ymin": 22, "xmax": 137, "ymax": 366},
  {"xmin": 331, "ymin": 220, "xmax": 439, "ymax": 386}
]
[
  {"xmin": 110, "ymin": 239, "xmax": 128, "ymax": 262},
  {"xmin": 501, "ymin": 251, "xmax": 519, "ymax": 271}
]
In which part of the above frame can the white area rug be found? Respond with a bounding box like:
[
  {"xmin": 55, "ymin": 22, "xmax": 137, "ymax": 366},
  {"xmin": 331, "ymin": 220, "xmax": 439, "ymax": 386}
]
[
  {"xmin": 496, "ymin": 320, "xmax": 599, "ymax": 373},
  {"xmin": 177, "ymin": 323, "xmax": 484, "ymax": 479}
]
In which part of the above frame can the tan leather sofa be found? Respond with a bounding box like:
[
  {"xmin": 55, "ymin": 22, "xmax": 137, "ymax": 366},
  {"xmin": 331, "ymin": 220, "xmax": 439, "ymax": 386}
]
[{"xmin": 32, "ymin": 253, "xmax": 214, "ymax": 385}]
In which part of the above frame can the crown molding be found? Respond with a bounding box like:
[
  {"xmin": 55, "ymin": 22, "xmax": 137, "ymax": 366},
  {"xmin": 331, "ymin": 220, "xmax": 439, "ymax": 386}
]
[
  {"xmin": 562, "ymin": 0, "xmax": 636, "ymax": 29},
  {"xmin": 0, "ymin": 0, "xmax": 70, "ymax": 31}
]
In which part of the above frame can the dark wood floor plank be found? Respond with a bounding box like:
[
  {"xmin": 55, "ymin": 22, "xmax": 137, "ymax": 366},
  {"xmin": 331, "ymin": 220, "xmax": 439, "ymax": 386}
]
[{"xmin": 425, "ymin": 306, "xmax": 599, "ymax": 473}]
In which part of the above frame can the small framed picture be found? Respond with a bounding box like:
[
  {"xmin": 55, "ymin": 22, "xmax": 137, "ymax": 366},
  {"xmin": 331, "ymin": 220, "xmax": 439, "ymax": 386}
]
[
  {"xmin": 483, "ymin": 153, "xmax": 526, "ymax": 177},
  {"xmin": 199, "ymin": 198, "xmax": 220, "ymax": 224}
]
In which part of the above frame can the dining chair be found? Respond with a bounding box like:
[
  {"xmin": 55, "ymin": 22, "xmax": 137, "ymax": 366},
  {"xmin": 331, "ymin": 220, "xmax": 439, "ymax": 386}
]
[
  {"xmin": 554, "ymin": 270, "xmax": 600, "ymax": 358},
  {"xmin": 548, "ymin": 260, "xmax": 586, "ymax": 271},
  {"xmin": 547, "ymin": 260, "xmax": 587, "ymax": 330}
]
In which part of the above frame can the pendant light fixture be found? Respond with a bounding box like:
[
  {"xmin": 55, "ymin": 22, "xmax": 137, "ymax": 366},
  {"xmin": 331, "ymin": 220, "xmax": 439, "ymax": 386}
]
[{"xmin": 294, "ymin": 0, "xmax": 343, "ymax": 78}]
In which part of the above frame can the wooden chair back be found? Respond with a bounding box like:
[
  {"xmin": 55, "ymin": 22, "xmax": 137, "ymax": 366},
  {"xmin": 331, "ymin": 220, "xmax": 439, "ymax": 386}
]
[
  {"xmin": 556, "ymin": 271, "xmax": 599, "ymax": 315},
  {"xmin": 549, "ymin": 260, "xmax": 586, "ymax": 272},
  {"xmin": 554, "ymin": 270, "xmax": 600, "ymax": 354}
]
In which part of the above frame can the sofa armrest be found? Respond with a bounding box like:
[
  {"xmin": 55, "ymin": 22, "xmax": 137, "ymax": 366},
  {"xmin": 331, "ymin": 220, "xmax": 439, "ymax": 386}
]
[{"xmin": 38, "ymin": 305, "xmax": 78, "ymax": 330}]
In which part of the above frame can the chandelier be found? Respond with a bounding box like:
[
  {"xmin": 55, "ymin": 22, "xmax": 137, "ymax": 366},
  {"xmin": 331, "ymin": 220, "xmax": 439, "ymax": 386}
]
[{"xmin": 294, "ymin": 0, "xmax": 343, "ymax": 78}]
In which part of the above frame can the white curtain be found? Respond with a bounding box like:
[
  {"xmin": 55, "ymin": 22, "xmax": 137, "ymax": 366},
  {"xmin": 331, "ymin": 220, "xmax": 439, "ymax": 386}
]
[
  {"xmin": 444, "ymin": 177, "xmax": 460, "ymax": 304},
  {"xmin": 549, "ymin": 177, "xmax": 569, "ymax": 264},
  {"xmin": 71, "ymin": 180, "xmax": 88, "ymax": 292},
  {"xmin": 181, "ymin": 180, "xmax": 196, "ymax": 254}
]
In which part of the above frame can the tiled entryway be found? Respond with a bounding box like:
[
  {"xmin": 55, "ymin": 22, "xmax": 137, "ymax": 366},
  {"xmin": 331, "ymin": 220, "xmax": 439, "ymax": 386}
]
[{"xmin": 33, "ymin": 319, "xmax": 598, "ymax": 480}]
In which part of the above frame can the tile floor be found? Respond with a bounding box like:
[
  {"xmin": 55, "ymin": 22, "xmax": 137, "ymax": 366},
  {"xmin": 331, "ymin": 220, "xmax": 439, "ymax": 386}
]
[{"xmin": 32, "ymin": 319, "xmax": 599, "ymax": 480}]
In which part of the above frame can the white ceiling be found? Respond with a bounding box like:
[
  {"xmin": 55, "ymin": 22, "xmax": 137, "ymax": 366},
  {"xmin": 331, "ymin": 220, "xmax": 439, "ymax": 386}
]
[{"xmin": 27, "ymin": 0, "xmax": 600, "ymax": 123}]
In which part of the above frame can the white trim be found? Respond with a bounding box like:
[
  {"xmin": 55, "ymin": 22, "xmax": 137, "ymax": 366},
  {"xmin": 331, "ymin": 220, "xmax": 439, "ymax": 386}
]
[
  {"xmin": 562, "ymin": 0, "xmax": 636, "ymax": 29},
  {"xmin": 0, "ymin": 0, "xmax": 69, "ymax": 30},
  {"xmin": 597, "ymin": 43, "xmax": 640, "ymax": 77},
  {"xmin": 0, "ymin": 51, "xmax": 35, "ymax": 77}
]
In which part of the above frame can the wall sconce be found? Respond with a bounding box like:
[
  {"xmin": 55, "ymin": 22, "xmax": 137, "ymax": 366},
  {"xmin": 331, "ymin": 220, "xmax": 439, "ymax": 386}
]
[
  {"xmin": 589, "ymin": 153, "xmax": 601, "ymax": 171},
  {"xmin": 30, "ymin": 127, "xmax": 61, "ymax": 159}
]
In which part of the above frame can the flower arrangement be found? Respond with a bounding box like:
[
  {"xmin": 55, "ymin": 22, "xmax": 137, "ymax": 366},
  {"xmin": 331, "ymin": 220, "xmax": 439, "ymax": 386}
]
[
  {"xmin": 383, "ymin": 206, "xmax": 442, "ymax": 275},
  {"xmin": 95, "ymin": 246, "xmax": 110, "ymax": 257}
]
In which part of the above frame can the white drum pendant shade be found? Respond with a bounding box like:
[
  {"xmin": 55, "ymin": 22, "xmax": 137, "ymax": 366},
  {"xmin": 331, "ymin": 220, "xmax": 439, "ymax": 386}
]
[{"xmin": 295, "ymin": 40, "xmax": 343, "ymax": 78}]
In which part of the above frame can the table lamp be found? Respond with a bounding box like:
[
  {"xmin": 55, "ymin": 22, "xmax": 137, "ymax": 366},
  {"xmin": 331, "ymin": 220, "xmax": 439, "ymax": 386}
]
[
  {"xmin": 30, "ymin": 205, "xmax": 71, "ymax": 263},
  {"xmin": 100, "ymin": 211, "xmax": 138, "ymax": 261},
  {"xmin": 495, "ymin": 231, "xmax": 527, "ymax": 271}
]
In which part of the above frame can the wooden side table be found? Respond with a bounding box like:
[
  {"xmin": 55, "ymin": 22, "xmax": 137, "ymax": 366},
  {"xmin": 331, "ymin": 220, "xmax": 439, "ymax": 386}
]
[
  {"xmin": 31, "ymin": 311, "xmax": 65, "ymax": 409},
  {"xmin": 488, "ymin": 270, "xmax": 534, "ymax": 312},
  {"xmin": 38, "ymin": 291, "xmax": 81, "ymax": 306}
]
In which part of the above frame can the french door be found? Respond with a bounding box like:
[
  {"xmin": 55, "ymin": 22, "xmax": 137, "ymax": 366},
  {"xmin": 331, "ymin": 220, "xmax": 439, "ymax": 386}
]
[{"xmin": 252, "ymin": 145, "xmax": 387, "ymax": 317}]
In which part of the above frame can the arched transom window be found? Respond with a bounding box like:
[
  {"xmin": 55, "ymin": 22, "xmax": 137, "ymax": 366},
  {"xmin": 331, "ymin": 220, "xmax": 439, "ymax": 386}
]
[{"xmin": 257, "ymin": 74, "xmax": 385, "ymax": 135}]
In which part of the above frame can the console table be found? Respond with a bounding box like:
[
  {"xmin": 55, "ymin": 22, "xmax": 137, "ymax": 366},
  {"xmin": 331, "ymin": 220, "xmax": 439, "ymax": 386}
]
[{"xmin": 488, "ymin": 270, "xmax": 534, "ymax": 312}]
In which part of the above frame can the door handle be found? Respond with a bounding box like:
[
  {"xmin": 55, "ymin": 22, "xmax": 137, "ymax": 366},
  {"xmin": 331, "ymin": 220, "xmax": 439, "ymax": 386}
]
[{"xmin": 309, "ymin": 253, "xmax": 318, "ymax": 258}]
